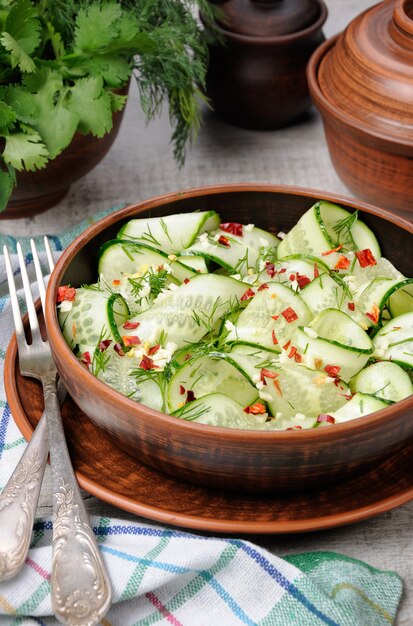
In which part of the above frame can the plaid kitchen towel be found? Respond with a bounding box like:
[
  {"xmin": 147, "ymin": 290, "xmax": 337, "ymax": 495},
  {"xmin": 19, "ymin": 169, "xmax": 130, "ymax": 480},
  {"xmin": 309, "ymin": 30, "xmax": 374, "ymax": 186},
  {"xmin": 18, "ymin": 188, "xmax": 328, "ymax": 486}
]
[{"xmin": 0, "ymin": 210, "xmax": 403, "ymax": 626}]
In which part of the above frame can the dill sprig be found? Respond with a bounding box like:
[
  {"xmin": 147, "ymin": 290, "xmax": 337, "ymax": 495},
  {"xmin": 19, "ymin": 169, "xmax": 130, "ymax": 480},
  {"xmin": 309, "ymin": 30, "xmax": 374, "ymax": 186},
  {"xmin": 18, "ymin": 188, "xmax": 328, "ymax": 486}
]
[
  {"xmin": 173, "ymin": 400, "xmax": 209, "ymax": 421},
  {"xmin": 332, "ymin": 210, "xmax": 359, "ymax": 249},
  {"xmin": 92, "ymin": 326, "xmax": 111, "ymax": 376}
]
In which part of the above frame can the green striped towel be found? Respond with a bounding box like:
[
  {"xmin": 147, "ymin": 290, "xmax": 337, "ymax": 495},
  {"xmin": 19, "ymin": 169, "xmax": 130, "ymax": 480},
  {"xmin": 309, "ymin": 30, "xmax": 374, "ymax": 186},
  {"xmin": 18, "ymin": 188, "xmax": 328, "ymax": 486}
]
[{"xmin": 0, "ymin": 209, "xmax": 403, "ymax": 625}]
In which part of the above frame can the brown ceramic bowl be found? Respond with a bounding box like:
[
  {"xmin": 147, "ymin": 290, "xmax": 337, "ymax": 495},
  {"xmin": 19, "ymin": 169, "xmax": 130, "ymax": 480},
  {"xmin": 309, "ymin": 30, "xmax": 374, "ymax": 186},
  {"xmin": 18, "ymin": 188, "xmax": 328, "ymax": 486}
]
[
  {"xmin": 307, "ymin": 0, "xmax": 413, "ymax": 218},
  {"xmin": 45, "ymin": 184, "xmax": 413, "ymax": 494}
]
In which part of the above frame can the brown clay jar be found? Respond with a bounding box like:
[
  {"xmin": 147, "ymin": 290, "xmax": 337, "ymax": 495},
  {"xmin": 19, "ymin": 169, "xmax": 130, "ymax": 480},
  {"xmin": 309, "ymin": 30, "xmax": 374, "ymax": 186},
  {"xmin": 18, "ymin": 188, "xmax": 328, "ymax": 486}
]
[
  {"xmin": 307, "ymin": 0, "xmax": 413, "ymax": 218},
  {"xmin": 203, "ymin": 0, "xmax": 327, "ymax": 129}
]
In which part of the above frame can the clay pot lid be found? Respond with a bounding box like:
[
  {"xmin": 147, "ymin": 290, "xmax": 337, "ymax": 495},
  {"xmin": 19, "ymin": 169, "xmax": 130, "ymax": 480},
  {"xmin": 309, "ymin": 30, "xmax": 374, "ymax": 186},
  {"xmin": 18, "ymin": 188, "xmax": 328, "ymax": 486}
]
[
  {"xmin": 317, "ymin": 0, "xmax": 413, "ymax": 144},
  {"xmin": 212, "ymin": 0, "xmax": 321, "ymax": 37}
]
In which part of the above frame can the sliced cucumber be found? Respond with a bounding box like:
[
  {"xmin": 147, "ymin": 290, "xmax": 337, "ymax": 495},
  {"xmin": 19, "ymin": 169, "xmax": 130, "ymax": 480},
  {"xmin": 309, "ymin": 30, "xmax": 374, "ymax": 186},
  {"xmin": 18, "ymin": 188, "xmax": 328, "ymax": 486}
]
[
  {"xmin": 172, "ymin": 392, "xmax": 271, "ymax": 429},
  {"xmin": 329, "ymin": 392, "xmax": 390, "ymax": 424},
  {"xmin": 311, "ymin": 308, "xmax": 372, "ymax": 350},
  {"xmin": 177, "ymin": 255, "xmax": 209, "ymax": 274},
  {"xmin": 58, "ymin": 287, "xmax": 129, "ymax": 349},
  {"xmin": 373, "ymin": 312, "xmax": 413, "ymax": 368},
  {"xmin": 388, "ymin": 283, "xmax": 413, "ymax": 317},
  {"xmin": 180, "ymin": 225, "xmax": 280, "ymax": 277},
  {"xmin": 98, "ymin": 240, "xmax": 196, "ymax": 286},
  {"xmin": 167, "ymin": 353, "xmax": 258, "ymax": 412},
  {"xmin": 262, "ymin": 362, "xmax": 348, "ymax": 419},
  {"xmin": 354, "ymin": 277, "xmax": 413, "ymax": 328},
  {"xmin": 350, "ymin": 361, "xmax": 413, "ymax": 402},
  {"xmin": 121, "ymin": 274, "xmax": 247, "ymax": 349},
  {"xmin": 225, "ymin": 282, "xmax": 311, "ymax": 352},
  {"xmin": 277, "ymin": 201, "xmax": 380, "ymax": 262},
  {"xmin": 117, "ymin": 211, "xmax": 221, "ymax": 254}
]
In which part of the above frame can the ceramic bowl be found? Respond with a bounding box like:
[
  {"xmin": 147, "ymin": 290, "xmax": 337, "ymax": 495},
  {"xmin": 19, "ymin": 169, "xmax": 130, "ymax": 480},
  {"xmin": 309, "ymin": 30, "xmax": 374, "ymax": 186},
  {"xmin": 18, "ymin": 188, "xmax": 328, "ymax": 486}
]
[
  {"xmin": 307, "ymin": 0, "xmax": 413, "ymax": 218},
  {"xmin": 45, "ymin": 184, "xmax": 413, "ymax": 493}
]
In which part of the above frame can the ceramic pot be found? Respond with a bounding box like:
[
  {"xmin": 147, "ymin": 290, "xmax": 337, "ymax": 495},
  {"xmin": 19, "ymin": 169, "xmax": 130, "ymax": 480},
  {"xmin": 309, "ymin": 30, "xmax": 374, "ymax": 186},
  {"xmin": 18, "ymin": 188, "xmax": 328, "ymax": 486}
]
[
  {"xmin": 203, "ymin": 0, "xmax": 327, "ymax": 129},
  {"xmin": 2, "ymin": 91, "xmax": 127, "ymax": 219},
  {"xmin": 307, "ymin": 0, "xmax": 413, "ymax": 218}
]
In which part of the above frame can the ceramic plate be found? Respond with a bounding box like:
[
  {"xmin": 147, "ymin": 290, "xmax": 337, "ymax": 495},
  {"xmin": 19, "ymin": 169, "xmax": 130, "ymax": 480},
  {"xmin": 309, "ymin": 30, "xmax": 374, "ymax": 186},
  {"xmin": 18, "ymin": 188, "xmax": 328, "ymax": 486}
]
[{"xmin": 5, "ymin": 325, "xmax": 413, "ymax": 534}]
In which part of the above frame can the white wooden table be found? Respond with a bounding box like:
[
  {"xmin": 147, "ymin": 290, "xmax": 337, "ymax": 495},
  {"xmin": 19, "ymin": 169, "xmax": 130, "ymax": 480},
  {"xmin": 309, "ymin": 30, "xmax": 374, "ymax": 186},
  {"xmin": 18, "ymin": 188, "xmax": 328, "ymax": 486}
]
[{"xmin": 2, "ymin": 2, "xmax": 411, "ymax": 623}]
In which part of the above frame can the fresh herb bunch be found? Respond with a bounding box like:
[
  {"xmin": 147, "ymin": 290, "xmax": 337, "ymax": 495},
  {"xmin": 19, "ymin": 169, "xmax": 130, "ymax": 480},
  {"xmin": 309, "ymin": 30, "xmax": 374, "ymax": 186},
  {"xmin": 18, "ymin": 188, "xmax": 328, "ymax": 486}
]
[{"xmin": 0, "ymin": 0, "xmax": 215, "ymax": 211}]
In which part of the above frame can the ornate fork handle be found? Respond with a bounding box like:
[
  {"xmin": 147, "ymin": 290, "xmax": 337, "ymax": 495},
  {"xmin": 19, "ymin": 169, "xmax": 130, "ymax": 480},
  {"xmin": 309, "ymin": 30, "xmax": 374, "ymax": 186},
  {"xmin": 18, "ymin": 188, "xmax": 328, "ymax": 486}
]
[
  {"xmin": 43, "ymin": 377, "xmax": 111, "ymax": 626},
  {"xmin": 0, "ymin": 382, "xmax": 66, "ymax": 583}
]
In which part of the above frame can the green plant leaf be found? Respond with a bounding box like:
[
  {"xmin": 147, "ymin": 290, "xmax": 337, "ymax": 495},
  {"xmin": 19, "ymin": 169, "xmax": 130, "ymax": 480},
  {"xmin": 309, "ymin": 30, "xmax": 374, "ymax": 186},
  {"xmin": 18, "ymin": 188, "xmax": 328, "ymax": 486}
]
[
  {"xmin": 66, "ymin": 76, "xmax": 112, "ymax": 138},
  {"xmin": 3, "ymin": 0, "xmax": 41, "ymax": 54},
  {"xmin": 2, "ymin": 130, "xmax": 48, "ymax": 171},
  {"xmin": 73, "ymin": 2, "xmax": 122, "ymax": 53},
  {"xmin": 80, "ymin": 54, "xmax": 132, "ymax": 88},
  {"xmin": 0, "ymin": 32, "xmax": 36, "ymax": 72},
  {"xmin": 108, "ymin": 90, "xmax": 127, "ymax": 113},
  {"xmin": 0, "ymin": 84, "xmax": 39, "ymax": 123},
  {"xmin": 0, "ymin": 162, "xmax": 15, "ymax": 213},
  {"xmin": 22, "ymin": 68, "xmax": 79, "ymax": 158},
  {"xmin": 0, "ymin": 99, "xmax": 16, "ymax": 132}
]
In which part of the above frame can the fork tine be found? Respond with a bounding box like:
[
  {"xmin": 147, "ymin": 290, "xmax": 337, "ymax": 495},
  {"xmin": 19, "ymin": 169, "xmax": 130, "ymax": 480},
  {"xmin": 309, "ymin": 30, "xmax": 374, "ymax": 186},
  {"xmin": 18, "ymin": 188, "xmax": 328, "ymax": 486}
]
[
  {"xmin": 16, "ymin": 242, "xmax": 41, "ymax": 340},
  {"xmin": 44, "ymin": 236, "xmax": 55, "ymax": 272},
  {"xmin": 3, "ymin": 245, "xmax": 26, "ymax": 350},
  {"xmin": 30, "ymin": 239, "xmax": 46, "ymax": 311}
]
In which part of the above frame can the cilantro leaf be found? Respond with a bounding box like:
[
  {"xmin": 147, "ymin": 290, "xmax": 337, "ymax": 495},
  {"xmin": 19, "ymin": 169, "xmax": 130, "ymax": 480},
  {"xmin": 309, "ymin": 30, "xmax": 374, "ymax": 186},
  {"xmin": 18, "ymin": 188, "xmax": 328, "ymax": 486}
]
[
  {"xmin": 22, "ymin": 68, "xmax": 79, "ymax": 158},
  {"xmin": 2, "ymin": 130, "xmax": 49, "ymax": 171},
  {"xmin": 79, "ymin": 54, "xmax": 132, "ymax": 88},
  {"xmin": 0, "ymin": 84, "xmax": 38, "ymax": 123},
  {"xmin": 108, "ymin": 90, "xmax": 127, "ymax": 113},
  {"xmin": 0, "ymin": 99, "xmax": 16, "ymax": 132},
  {"xmin": 67, "ymin": 76, "xmax": 113, "ymax": 138},
  {"xmin": 0, "ymin": 32, "xmax": 36, "ymax": 72},
  {"xmin": 0, "ymin": 163, "xmax": 16, "ymax": 213},
  {"xmin": 73, "ymin": 3, "xmax": 123, "ymax": 53},
  {"xmin": 0, "ymin": 0, "xmax": 41, "ymax": 71}
]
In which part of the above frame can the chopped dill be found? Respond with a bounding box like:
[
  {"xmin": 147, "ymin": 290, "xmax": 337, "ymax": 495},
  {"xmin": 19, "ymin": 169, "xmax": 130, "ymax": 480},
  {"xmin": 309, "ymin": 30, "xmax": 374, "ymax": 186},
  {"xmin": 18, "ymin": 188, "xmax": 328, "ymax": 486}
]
[{"xmin": 332, "ymin": 210, "xmax": 359, "ymax": 249}]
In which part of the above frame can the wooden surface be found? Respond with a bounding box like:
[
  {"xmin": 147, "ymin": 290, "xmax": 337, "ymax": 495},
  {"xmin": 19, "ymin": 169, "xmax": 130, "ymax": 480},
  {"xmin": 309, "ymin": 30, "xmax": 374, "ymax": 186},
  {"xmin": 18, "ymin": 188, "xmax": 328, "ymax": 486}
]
[{"xmin": 2, "ymin": 1, "xmax": 412, "ymax": 623}]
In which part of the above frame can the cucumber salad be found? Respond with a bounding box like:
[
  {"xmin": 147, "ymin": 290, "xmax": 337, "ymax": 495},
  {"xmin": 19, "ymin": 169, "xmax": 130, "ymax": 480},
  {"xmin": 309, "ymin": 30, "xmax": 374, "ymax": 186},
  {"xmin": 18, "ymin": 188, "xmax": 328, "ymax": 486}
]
[{"xmin": 58, "ymin": 201, "xmax": 413, "ymax": 430}]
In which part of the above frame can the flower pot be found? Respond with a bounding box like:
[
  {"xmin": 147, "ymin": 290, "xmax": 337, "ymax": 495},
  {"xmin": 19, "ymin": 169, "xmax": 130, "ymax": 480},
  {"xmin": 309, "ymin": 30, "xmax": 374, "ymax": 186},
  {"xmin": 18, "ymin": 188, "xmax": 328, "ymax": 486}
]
[{"xmin": 2, "ymin": 98, "xmax": 127, "ymax": 219}]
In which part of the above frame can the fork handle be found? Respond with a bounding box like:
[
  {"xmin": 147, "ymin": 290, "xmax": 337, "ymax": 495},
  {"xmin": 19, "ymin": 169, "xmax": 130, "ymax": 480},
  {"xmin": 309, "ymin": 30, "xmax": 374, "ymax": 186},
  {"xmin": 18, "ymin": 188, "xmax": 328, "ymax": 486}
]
[
  {"xmin": 0, "ymin": 381, "xmax": 66, "ymax": 583},
  {"xmin": 43, "ymin": 377, "xmax": 111, "ymax": 626}
]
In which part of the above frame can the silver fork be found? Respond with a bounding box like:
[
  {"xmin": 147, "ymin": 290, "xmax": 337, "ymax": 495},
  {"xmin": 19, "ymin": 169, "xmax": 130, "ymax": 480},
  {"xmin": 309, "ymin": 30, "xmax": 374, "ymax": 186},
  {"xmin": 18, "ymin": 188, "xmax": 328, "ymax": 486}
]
[{"xmin": 2, "ymin": 240, "xmax": 112, "ymax": 626}]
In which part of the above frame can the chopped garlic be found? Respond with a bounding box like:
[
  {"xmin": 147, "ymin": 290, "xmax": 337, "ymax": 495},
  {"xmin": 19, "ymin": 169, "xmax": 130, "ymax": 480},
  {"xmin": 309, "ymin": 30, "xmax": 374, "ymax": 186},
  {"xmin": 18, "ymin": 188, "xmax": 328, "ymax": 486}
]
[
  {"xmin": 59, "ymin": 300, "xmax": 73, "ymax": 313},
  {"xmin": 277, "ymin": 231, "xmax": 286, "ymax": 240},
  {"xmin": 224, "ymin": 320, "xmax": 236, "ymax": 332},
  {"xmin": 303, "ymin": 326, "xmax": 318, "ymax": 339},
  {"xmin": 244, "ymin": 223, "xmax": 254, "ymax": 232}
]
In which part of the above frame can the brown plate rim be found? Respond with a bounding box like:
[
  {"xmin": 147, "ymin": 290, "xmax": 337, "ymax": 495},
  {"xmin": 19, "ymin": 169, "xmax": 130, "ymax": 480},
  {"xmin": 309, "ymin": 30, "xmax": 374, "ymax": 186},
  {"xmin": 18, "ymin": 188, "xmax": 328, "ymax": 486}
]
[{"xmin": 6, "ymin": 331, "xmax": 413, "ymax": 534}]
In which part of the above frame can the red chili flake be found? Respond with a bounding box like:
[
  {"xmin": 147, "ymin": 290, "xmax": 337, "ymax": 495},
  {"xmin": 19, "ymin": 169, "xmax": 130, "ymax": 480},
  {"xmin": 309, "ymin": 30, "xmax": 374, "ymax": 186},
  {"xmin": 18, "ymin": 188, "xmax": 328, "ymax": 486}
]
[
  {"xmin": 317, "ymin": 414, "xmax": 336, "ymax": 424},
  {"xmin": 271, "ymin": 329, "xmax": 278, "ymax": 345},
  {"xmin": 278, "ymin": 268, "xmax": 286, "ymax": 274},
  {"xmin": 324, "ymin": 364, "xmax": 341, "ymax": 378},
  {"xmin": 314, "ymin": 262, "xmax": 320, "ymax": 278},
  {"xmin": 122, "ymin": 335, "xmax": 141, "ymax": 347},
  {"xmin": 243, "ymin": 402, "xmax": 267, "ymax": 415},
  {"xmin": 148, "ymin": 344, "xmax": 160, "ymax": 356},
  {"xmin": 258, "ymin": 283, "xmax": 269, "ymax": 291},
  {"xmin": 114, "ymin": 342, "xmax": 125, "ymax": 357},
  {"xmin": 80, "ymin": 351, "xmax": 91, "ymax": 367},
  {"xmin": 183, "ymin": 278, "xmax": 190, "ymax": 284},
  {"xmin": 265, "ymin": 262, "xmax": 276, "ymax": 278},
  {"xmin": 294, "ymin": 352, "xmax": 302, "ymax": 363},
  {"xmin": 261, "ymin": 368, "xmax": 278, "ymax": 379},
  {"xmin": 179, "ymin": 385, "xmax": 186, "ymax": 395},
  {"xmin": 57, "ymin": 286, "xmax": 76, "ymax": 303},
  {"xmin": 241, "ymin": 288, "xmax": 255, "ymax": 301},
  {"xmin": 112, "ymin": 279, "xmax": 121, "ymax": 286},
  {"xmin": 334, "ymin": 255, "xmax": 351, "ymax": 270},
  {"xmin": 273, "ymin": 378, "xmax": 283, "ymax": 397},
  {"xmin": 271, "ymin": 314, "xmax": 279, "ymax": 321},
  {"xmin": 365, "ymin": 304, "xmax": 380, "ymax": 324},
  {"xmin": 184, "ymin": 353, "xmax": 192, "ymax": 361},
  {"xmin": 283, "ymin": 339, "xmax": 291, "ymax": 351},
  {"xmin": 99, "ymin": 339, "xmax": 111, "ymax": 351},
  {"xmin": 341, "ymin": 392, "xmax": 354, "ymax": 401},
  {"xmin": 186, "ymin": 390, "xmax": 196, "ymax": 403},
  {"xmin": 289, "ymin": 273, "xmax": 296, "ymax": 282},
  {"xmin": 123, "ymin": 320, "xmax": 140, "ymax": 330},
  {"xmin": 347, "ymin": 302, "xmax": 355, "ymax": 311},
  {"xmin": 288, "ymin": 346, "xmax": 297, "ymax": 359},
  {"xmin": 281, "ymin": 307, "xmax": 298, "ymax": 323},
  {"xmin": 356, "ymin": 248, "xmax": 377, "ymax": 268},
  {"xmin": 140, "ymin": 354, "xmax": 155, "ymax": 370},
  {"xmin": 219, "ymin": 222, "xmax": 243, "ymax": 237},
  {"xmin": 322, "ymin": 244, "xmax": 343, "ymax": 256},
  {"xmin": 296, "ymin": 274, "xmax": 311, "ymax": 289},
  {"xmin": 218, "ymin": 235, "xmax": 231, "ymax": 247},
  {"xmin": 287, "ymin": 425, "xmax": 302, "ymax": 430}
]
